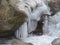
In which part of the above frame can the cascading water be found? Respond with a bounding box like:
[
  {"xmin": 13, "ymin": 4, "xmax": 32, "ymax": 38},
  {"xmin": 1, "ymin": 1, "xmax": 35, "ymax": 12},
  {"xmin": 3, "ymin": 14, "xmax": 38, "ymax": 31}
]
[{"xmin": 1, "ymin": 0, "xmax": 60, "ymax": 45}]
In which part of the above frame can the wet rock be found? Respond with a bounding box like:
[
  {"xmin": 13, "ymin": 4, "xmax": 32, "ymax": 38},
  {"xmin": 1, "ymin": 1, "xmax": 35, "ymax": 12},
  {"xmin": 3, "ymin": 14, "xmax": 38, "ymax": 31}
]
[
  {"xmin": 51, "ymin": 38, "xmax": 60, "ymax": 45},
  {"xmin": 0, "ymin": 1, "xmax": 27, "ymax": 37},
  {"xmin": 12, "ymin": 39, "xmax": 33, "ymax": 45},
  {"xmin": 48, "ymin": 0, "xmax": 60, "ymax": 15},
  {"xmin": 0, "ymin": 0, "xmax": 1, "ymax": 4}
]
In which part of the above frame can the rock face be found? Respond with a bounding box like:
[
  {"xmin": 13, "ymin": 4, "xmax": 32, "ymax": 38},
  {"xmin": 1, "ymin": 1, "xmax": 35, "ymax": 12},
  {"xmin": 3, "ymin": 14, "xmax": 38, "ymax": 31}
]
[
  {"xmin": 51, "ymin": 38, "xmax": 60, "ymax": 45},
  {"xmin": 0, "ymin": 1, "xmax": 27, "ymax": 37},
  {"xmin": 12, "ymin": 39, "xmax": 33, "ymax": 45}
]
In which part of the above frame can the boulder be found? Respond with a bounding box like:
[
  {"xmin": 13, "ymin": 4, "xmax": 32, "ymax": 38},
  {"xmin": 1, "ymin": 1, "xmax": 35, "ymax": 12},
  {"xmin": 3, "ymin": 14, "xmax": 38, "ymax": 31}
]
[
  {"xmin": 12, "ymin": 39, "xmax": 33, "ymax": 45},
  {"xmin": 51, "ymin": 38, "xmax": 60, "ymax": 45},
  {"xmin": 0, "ymin": 2, "xmax": 27, "ymax": 37},
  {"xmin": 48, "ymin": 0, "xmax": 60, "ymax": 15}
]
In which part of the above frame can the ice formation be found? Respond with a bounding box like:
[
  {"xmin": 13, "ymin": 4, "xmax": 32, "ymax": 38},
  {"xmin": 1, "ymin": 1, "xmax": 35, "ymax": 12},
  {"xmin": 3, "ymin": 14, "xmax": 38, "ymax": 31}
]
[
  {"xmin": 14, "ymin": 0, "xmax": 51, "ymax": 39},
  {"xmin": 2, "ymin": 0, "xmax": 60, "ymax": 45},
  {"xmin": 45, "ymin": 11, "xmax": 60, "ymax": 37}
]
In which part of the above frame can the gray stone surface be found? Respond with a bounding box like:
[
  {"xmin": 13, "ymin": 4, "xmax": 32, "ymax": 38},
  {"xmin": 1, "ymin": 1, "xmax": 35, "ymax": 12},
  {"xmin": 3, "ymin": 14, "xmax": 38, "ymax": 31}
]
[
  {"xmin": 12, "ymin": 39, "xmax": 33, "ymax": 45},
  {"xmin": 51, "ymin": 38, "xmax": 60, "ymax": 45}
]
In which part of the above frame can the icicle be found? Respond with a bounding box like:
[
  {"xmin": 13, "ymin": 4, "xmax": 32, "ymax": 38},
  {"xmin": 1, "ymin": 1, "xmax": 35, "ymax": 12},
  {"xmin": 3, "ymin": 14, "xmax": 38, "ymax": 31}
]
[
  {"xmin": 28, "ymin": 20, "xmax": 38, "ymax": 33},
  {"xmin": 43, "ymin": 15, "xmax": 49, "ymax": 35},
  {"xmin": 15, "ymin": 22, "xmax": 28, "ymax": 40}
]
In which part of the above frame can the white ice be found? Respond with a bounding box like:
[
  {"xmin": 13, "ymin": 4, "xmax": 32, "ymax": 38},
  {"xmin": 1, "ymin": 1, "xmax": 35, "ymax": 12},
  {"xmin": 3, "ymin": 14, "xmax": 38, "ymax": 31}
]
[
  {"xmin": 28, "ymin": 1, "xmax": 51, "ymax": 33},
  {"xmin": 15, "ymin": 22, "xmax": 28, "ymax": 40},
  {"xmin": 24, "ymin": 35, "xmax": 58, "ymax": 45},
  {"xmin": 23, "ymin": 11, "xmax": 60, "ymax": 45},
  {"xmin": 8, "ymin": 0, "xmax": 60, "ymax": 45},
  {"xmin": 15, "ymin": 0, "xmax": 51, "ymax": 37},
  {"xmin": 44, "ymin": 11, "xmax": 60, "ymax": 37}
]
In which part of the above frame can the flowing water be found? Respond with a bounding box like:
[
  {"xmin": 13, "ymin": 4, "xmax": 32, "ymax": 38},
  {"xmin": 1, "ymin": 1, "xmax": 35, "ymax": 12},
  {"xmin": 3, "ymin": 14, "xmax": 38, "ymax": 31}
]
[{"xmin": 1, "ymin": 0, "xmax": 60, "ymax": 45}]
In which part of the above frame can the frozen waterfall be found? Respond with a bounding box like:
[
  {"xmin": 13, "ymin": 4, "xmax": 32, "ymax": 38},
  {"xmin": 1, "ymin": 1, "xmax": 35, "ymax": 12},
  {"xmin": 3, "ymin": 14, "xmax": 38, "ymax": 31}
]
[
  {"xmin": 3, "ymin": 0, "xmax": 60, "ymax": 45},
  {"xmin": 14, "ymin": 0, "xmax": 51, "ymax": 39},
  {"xmin": 23, "ymin": 11, "xmax": 60, "ymax": 45}
]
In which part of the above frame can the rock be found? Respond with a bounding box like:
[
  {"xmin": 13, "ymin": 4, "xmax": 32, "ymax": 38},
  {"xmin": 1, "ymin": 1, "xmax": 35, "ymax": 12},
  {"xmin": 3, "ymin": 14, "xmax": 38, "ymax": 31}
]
[
  {"xmin": 48, "ymin": 0, "xmax": 60, "ymax": 15},
  {"xmin": 51, "ymin": 38, "xmax": 60, "ymax": 45},
  {"xmin": 0, "ymin": 0, "xmax": 27, "ymax": 37},
  {"xmin": 12, "ymin": 39, "xmax": 33, "ymax": 45},
  {"xmin": 0, "ymin": 0, "xmax": 1, "ymax": 4}
]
